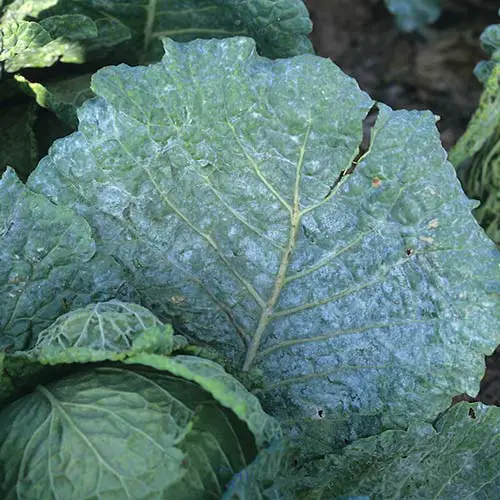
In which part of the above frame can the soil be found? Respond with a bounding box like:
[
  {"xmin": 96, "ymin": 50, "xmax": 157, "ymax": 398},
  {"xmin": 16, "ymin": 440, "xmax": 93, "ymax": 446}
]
[{"xmin": 304, "ymin": 0, "xmax": 499, "ymax": 150}]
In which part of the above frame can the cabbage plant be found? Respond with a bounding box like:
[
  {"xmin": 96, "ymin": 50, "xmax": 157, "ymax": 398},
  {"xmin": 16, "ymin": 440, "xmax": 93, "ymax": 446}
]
[{"xmin": 1, "ymin": 2, "xmax": 500, "ymax": 498}]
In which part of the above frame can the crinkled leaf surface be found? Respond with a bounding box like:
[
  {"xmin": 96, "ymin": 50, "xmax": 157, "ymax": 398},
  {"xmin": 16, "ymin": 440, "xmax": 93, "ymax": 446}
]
[
  {"xmin": 2, "ymin": 299, "xmax": 280, "ymax": 449},
  {"xmin": 299, "ymin": 402, "xmax": 500, "ymax": 499},
  {"xmin": 0, "ymin": 365, "xmax": 270, "ymax": 499},
  {"xmin": 0, "ymin": 301, "xmax": 281, "ymax": 498},
  {"xmin": 0, "ymin": 169, "xmax": 136, "ymax": 350},
  {"xmin": 0, "ymin": 301, "xmax": 282, "ymax": 498},
  {"xmin": 27, "ymin": 300, "xmax": 176, "ymax": 364},
  {"xmin": 28, "ymin": 37, "xmax": 500, "ymax": 452},
  {"xmin": 383, "ymin": 0, "xmax": 441, "ymax": 32},
  {"xmin": 1, "ymin": 0, "xmax": 312, "ymax": 73},
  {"xmin": 0, "ymin": 0, "xmax": 131, "ymax": 71}
]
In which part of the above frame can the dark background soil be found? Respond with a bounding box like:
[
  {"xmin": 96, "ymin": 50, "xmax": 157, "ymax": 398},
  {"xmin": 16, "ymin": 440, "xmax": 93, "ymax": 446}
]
[{"xmin": 304, "ymin": 0, "xmax": 499, "ymax": 150}]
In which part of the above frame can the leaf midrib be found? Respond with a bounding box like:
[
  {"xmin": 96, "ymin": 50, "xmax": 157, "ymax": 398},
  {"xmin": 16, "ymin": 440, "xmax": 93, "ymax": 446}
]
[{"xmin": 242, "ymin": 117, "xmax": 313, "ymax": 370}]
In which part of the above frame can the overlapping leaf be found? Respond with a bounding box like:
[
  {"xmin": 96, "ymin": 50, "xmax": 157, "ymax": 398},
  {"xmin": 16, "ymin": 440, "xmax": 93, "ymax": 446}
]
[
  {"xmin": 0, "ymin": 300, "xmax": 283, "ymax": 497},
  {"xmin": 299, "ymin": 403, "xmax": 500, "ymax": 499},
  {"xmin": 0, "ymin": 367, "xmax": 259, "ymax": 499},
  {"xmin": 0, "ymin": 169, "xmax": 136, "ymax": 350},
  {"xmin": 2, "ymin": 299, "xmax": 280, "ymax": 448},
  {"xmin": 1, "ymin": 0, "xmax": 312, "ymax": 72},
  {"xmin": 27, "ymin": 37, "xmax": 500, "ymax": 453}
]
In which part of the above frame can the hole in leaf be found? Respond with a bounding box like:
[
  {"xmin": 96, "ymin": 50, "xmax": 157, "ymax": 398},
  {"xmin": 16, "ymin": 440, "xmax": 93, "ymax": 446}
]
[
  {"xmin": 323, "ymin": 104, "xmax": 379, "ymax": 199},
  {"xmin": 477, "ymin": 345, "xmax": 500, "ymax": 406}
]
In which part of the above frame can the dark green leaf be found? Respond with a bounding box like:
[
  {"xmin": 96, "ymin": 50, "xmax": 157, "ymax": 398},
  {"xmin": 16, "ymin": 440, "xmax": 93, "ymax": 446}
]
[
  {"xmin": 0, "ymin": 170, "xmax": 136, "ymax": 350},
  {"xmin": 300, "ymin": 403, "xmax": 500, "ymax": 499},
  {"xmin": 0, "ymin": 100, "xmax": 37, "ymax": 180},
  {"xmin": 15, "ymin": 73, "xmax": 93, "ymax": 128}
]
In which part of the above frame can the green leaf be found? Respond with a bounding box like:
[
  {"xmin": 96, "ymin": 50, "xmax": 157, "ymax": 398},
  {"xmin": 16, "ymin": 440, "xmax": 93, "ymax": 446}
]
[
  {"xmin": 300, "ymin": 403, "xmax": 500, "ymax": 499},
  {"xmin": 0, "ymin": 366, "xmax": 265, "ymax": 499},
  {"xmin": 0, "ymin": 169, "xmax": 136, "ymax": 350},
  {"xmin": 450, "ymin": 16, "xmax": 500, "ymax": 246},
  {"xmin": 0, "ymin": 0, "xmax": 132, "ymax": 71},
  {"xmin": 4, "ymin": 298, "xmax": 280, "ymax": 446},
  {"xmin": 15, "ymin": 73, "xmax": 94, "ymax": 128},
  {"xmin": 0, "ymin": 16, "xmax": 101, "ymax": 71},
  {"xmin": 1, "ymin": 0, "xmax": 312, "ymax": 72},
  {"xmin": 384, "ymin": 0, "xmax": 441, "ymax": 32},
  {"xmin": 27, "ymin": 37, "xmax": 500, "ymax": 453},
  {"xmin": 27, "ymin": 300, "xmax": 176, "ymax": 364},
  {"xmin": 223, "ymin": 439, "xmax": 296, "ymax": 499},
  {"xmin": 477, "ymin": 15, "xmax": 500, "ymax": 76},
  {"xmin": 0, "ymin": 301, "xmax": 282, "ymax": 498},
  {"xmin": 123, "ymin": 353, "xmax": 282, "ymax": 449}
]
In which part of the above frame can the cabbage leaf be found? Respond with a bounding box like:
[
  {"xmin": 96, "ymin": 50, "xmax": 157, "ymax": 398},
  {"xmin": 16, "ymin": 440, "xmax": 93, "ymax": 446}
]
[
  {"xmin": 299, "ymin": 403, "xmax": 500, "ymax": 499},
  {"xmin": 0, "ymin": 0, "xmax": 312, "ymax": 72},
  {"xmin": 25, "ymin": 36, "xmax": 500, "ymax": 454},
  {"xmin": 0, "ymin": 170, "xmax": 135, "ymax": 351}
]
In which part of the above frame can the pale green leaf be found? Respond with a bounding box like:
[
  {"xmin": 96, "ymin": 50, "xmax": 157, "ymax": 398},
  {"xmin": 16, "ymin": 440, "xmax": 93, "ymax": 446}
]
[
  {"xmin": 0, "ymin": 300, "xmax": 282, "ymax": 498},
  {"xmin": 27, "ymin": 300, "xmax": 175, "ymax": 364},
  {"xmin": 0, "ymin": 16, "xmax": 100, "ymax": 71}
]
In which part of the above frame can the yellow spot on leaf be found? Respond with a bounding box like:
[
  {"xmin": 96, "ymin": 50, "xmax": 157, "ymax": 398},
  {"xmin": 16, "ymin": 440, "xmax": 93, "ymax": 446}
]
[
  {"xmin": 170, "ymin": 296, "xmax": 186, "ymax": 304},
  {"xmin": 419, "ymin": 236, "xmax": 434, "ymax": 244}
]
